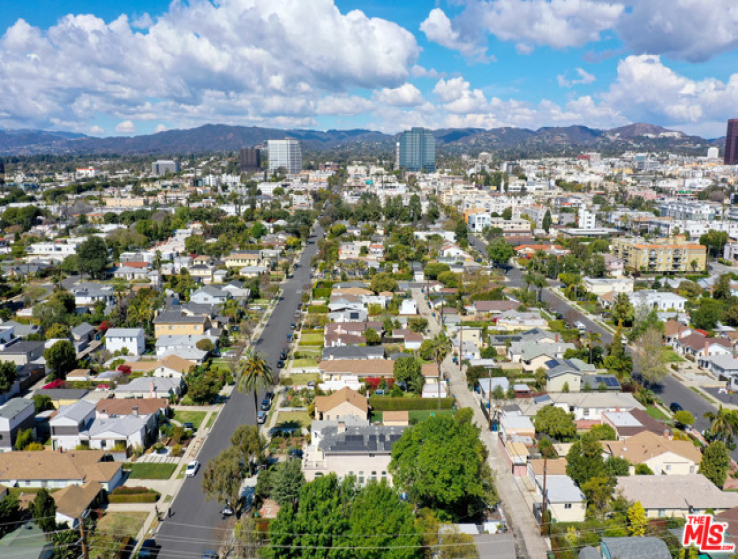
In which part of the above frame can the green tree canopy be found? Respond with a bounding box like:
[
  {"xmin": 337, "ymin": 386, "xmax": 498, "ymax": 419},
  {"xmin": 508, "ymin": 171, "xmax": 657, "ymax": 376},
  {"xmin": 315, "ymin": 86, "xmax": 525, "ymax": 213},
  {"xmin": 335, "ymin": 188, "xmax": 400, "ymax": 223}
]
[
  {"xmin": 369, "ymin": 273, "xmax": 398, "ymax": 294},
  {"xmin": 0, "ymin": 361, "xmax": 17, "ymax": 394},
  {"xmin": 29, "ymin": 488, "xmax": 56, "ymax": 532},
  {"xmin": 393, "ymin": 356, "xmax": 422, "ymax": 387},
  {"xmin": 77, "ymin": 235, "xmax": 109, "ymax": 279},
  {"xmin": 201, "ymin": 446, "xmax": 245, "ymax": 506},
  {"xmin": 534, "ymin": 406, "xmax": 577, "ymax": 441},
  {"xmin": 700, "ymin": 441, "xmax": 731, "ymax": 488},
  {"xmin": 43, "ymin": 340, "xmax": 77, "ymax": 381},
  {"xmin": 566, "ymin": 432, "xmax": 608, "ymax": 486},
  {"xmin": 487, "ymin": 238, "xmax": 514, "ymax": 266},
  {"xmin": 390, "ymin": 412, "xmax": 497, "ymax": 521},
  {"xmin": 271, "ymin": 458, "xmax": 305, "ymax": 508}
]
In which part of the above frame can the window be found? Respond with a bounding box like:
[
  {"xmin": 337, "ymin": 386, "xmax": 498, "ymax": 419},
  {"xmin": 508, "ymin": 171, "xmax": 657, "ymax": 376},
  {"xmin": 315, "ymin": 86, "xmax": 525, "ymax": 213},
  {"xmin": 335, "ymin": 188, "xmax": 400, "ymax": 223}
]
[
  {"xmin": 666, "ymin": 465, "xmax": 671, "ymax": 471},
  {"xmin": 358, "ymin": 472, "xmax": 365, "ymax": 485},
  {"xmin": 564, "ymin": 503, "xmax": 572, "ymax": 509},
  {"xmin": 658, "ymin": 509, "xmax": 666, "ymax": 517}
]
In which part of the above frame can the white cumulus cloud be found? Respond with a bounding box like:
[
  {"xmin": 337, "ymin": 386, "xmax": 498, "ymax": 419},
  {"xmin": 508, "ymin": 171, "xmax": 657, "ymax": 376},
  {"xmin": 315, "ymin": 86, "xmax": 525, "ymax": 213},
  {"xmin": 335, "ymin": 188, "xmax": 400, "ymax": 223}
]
[
  {"xmin": 374, "ymin": 84, "xmax": 424, "ymax": 107},
  {"xmin": 557, "ymin": 68, "xmax": 597, "ymax": 88},
  {"xmin": 115, "ymin": 120, "xmax": 136, "ymax": 133}
]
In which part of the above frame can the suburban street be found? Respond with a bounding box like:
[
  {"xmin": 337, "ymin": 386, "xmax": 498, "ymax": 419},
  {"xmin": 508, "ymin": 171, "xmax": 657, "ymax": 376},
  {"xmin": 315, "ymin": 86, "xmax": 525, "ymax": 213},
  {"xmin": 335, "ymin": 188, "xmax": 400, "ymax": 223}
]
[
  {"xmin": 467, "ymin": 234, "xmax": 719, "ymax": 438},
  {"xmin": 155, "ymin": 225, "xmax": 324, "ymax": 558}
]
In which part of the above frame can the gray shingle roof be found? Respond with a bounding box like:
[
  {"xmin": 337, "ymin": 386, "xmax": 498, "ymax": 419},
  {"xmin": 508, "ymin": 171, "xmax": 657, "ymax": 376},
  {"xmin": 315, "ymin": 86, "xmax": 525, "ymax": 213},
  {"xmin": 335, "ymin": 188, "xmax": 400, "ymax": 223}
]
[
  {"xmin": 601, "ymin": 537, "xmax": 670, "ymax": 559},
  {"xmin": 0, "ymin": 397, "xmax": 33, "ymax": 419}
]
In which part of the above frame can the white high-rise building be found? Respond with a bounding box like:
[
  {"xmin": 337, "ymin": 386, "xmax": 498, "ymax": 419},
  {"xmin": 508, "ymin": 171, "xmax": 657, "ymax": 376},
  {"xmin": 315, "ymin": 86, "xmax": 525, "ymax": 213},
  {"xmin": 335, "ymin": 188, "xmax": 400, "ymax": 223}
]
[
  {"xmin": 578, "ymin": 206, "xmax": 596, "ymax": 230},
  {"xmin": 707, "ymin": 147, "xmax": 719, "ymax": 159},
  {"xmin": 267, "ymin": 139, "xmax": 302, "ymax": 175}
]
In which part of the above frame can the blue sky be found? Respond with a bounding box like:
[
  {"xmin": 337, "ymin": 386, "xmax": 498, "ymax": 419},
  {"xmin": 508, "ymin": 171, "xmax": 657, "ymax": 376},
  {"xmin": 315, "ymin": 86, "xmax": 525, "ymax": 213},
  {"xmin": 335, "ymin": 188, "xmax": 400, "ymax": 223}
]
[{"xmin": 0, "ymin": 0, "xmax": 736, "ymax": 138}]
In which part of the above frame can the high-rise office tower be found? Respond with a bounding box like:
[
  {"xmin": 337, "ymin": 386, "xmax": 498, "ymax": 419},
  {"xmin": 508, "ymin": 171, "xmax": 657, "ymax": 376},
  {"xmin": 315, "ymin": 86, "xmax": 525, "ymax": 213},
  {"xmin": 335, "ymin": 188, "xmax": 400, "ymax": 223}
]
[
  {"xmin": 239, "ymin": 147, "xmax": 261, "ymax": 172},
  {"xmin": 725, "ymin": 119, "xmax": 738, "ymax": 165},
  {"xmin": 267, "ymin": 139, "xmax": 302, "ymax": 175},
  {"xmin": 398, "ymin": 127, "xmax": 436, "ymax": 172}
]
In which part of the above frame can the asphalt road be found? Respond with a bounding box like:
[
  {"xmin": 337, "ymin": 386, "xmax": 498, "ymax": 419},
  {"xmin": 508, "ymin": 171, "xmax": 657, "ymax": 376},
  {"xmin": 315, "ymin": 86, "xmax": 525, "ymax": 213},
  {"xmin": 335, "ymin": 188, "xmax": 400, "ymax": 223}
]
[
  {"xmin": 468, "ymin": 234, "xmax": 718, "ymax": 437},
  {"xmin": 155, "ymin": 225, "xmax": 324, "ymax": 558}
]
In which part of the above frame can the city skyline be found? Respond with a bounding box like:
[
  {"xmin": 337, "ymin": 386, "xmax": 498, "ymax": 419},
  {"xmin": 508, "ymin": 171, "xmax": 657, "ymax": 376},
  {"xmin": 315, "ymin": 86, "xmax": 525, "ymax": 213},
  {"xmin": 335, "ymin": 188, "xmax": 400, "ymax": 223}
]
[{"xmin": 0, "ymin": 1, "xmax": 737, "ymax": 138}]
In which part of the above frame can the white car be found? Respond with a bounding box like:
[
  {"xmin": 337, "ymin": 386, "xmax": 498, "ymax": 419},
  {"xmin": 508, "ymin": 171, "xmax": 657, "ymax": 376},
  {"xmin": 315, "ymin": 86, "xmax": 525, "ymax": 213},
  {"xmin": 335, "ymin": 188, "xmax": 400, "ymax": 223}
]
[{"xmin": 185, "ymin": 461, "xmax": 200, "ymax": 478}]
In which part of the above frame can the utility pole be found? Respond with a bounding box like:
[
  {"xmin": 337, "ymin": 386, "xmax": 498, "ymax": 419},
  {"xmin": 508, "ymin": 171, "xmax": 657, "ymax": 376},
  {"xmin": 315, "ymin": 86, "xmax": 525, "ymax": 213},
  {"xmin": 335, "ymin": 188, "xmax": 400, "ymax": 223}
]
[
  {"xmin": 79, "ymin": 516, "xmax": 89, "ymax": 559},
  {"xmin": 540, "ymin": 455, "xmax": 548, "ymax": 536}
]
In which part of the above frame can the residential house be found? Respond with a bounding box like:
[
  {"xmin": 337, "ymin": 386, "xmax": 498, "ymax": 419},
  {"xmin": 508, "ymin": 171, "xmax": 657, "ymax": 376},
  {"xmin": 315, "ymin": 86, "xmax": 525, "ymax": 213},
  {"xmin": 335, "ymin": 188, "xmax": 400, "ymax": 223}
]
[
  {"xmin": 0, "ymin": 341, "xmax": 45, "ymax": 366},
  {"xmin": 628, "ymin": 290, "xmax": 687, "ymax": 312},
  {"xmin": 478, "ymin": 377, "xmax": 510, "ymax": 399},
  {"xmin": 600, "ymin": 409, "xmax": 667, "ymax": 440},
  {"xmin": 327, "ymin": 303, "xmax": 368, "ymax": 323},
  {"xmin": 314, "ymin": 388, "xmax": 369, "ymax": 421},
  {"xmin": 466, "ymin": 300, "xmax": 521, "ymax": 318},
  {"xmin": 155, "ymin": 335, "xmax": 213, "ymax": 362},
  {"xmin": 221, "ymin": 280, "xmax": 250, "ymax": 300},
  {"xmin": 224, "ymin": 250, "xmax": 263, "ymax": 268},
  {"xmin": 508, "ymin": 342, "xmax": 576, "ymax": 372},
  {"xmin": 33, "ymin": 389, "xmax": 89, "ymax": 409},
  {"xmin": 0, "ymin": 450, "xmax": 123, "ymax": 490},
  {"xmin": 698, "ymin": 354, "xmax": 738, "ymax": 382},
  {"xmin": 498, "ymin": 409, "xmax": 535, "ymax": 439},
  {"xmin": 318, "ymin": 360, "xmax": 394, "ymax": 381},
  {"xmin": 238, "ymin": 266, "xmax": 269, "ymax": 278},
  {"xmin": 544, "ymin": 358, "xmax": 596, "ymax": 393},
  {"xmin": 52, "ymin": 481, "xmax": 104, "ymax": 528},
  {"xmin": 535, "ymin": 475, "xmax": 586, "ymax": 522},
  {"xmin": 675, "ymin": 332, "xmax": 731, "ymax": 358},
  {"xmin": 518, "ymin": 392, "xmax": 644, "ymax": 421},
  {"xmin": 95, "ymin": 398, "xmax": 169, "ymax": 420},
  {"xmin": 321, "ymin": 346, "xmax": 384, "ymax": 361},
  {"xmin": 582, "ymin": 277, "xmax": 634, "ymax": 296},
  {"xmin": 0, "ymin": 321, "xmax": 40, "ymax": 339},
  {"xmin": 154, "ymin": 310, "xmax": 212, "ymax": 337},
  {"xmin": 71, "ymin": 323, "xmax": 96, "ymax": 346},
  {"xmin": 488, "ymin": 328, "xmax": 559, "ymax": 353},
  {"xmin": 495, "ymin": 311, "xmax": 549, "ymax": 332},
  {"xmin": 50, "ymin": 401, "xmax": 95, "ymax": 451},
  {"xmin": 0, "ymin": 398, "xmax": 35, "ymax": 451},
  {"xmin": 615, "ymin": 474, "xmax": 738, "ymax": 518},
  {"xmin": 72, "ymin": 284, "xmax": 115, "ymax": 310},
  {"xmin": 190, "ymin": 285, "xmax": 231, "ymax": 305},
  {"xmin": 188, "ymin": 264, "xmax": 215, "ymax": 284},
  {"xmin": 124, "ymin": 355, "xmax": 196, "ymax": 378},
  {"xmin": 603, "ymin": 431, "xmax": 702, "ymax": 475},
  {"xmin": 391, "ymin": 329, "xmax": 424, "ymax": 350},
  {"xmin": 382, "ymin": 411, "xmax": 409, "ymax": 427},
  {"xmin": 324, "ymin": 322, "xmax": 383, "ymax": 347},
  {"xmin": 596, "ymin": 537, "xmax": 671, "ymax": 559},
  {"xmin": 113, "ymin": 377, "xmax": 182, "ymax": 399},
  {"xmin": 303, "ymin": 424, "xmax": 406, "ymax": 484},
  {"xmin": 398, "ymin": 299, "xmax": 417, "ymax": 315},
  {"xmin": 105, "ymin": 328, "xmax": 145, "ymax": 356}
]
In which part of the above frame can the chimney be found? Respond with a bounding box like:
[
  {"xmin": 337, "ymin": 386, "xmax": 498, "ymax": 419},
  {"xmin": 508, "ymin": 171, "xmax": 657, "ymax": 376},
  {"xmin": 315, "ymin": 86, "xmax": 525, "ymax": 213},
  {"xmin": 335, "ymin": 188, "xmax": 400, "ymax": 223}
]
[
  {"xmin": 132, "ymin": 406, "xmax": 139, "ymax": 417},
  {"xmin": 337, "ymin": 421, "xmax": 346, "ymax": 433},
  {"xmin": 664, "ymin": 428, "xmax": 671, "ymax": 439},
  {"xmin": 556, "ymin": 333, "xmax": 559, "ymax": 343},
  {"xmin": 704, "ymin": 340, "xmax": 709, "ymax": 356}
]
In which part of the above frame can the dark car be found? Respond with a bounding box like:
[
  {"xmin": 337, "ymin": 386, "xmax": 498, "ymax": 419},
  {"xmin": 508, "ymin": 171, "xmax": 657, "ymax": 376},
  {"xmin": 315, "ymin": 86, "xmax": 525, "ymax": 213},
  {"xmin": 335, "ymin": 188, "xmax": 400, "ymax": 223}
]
[
  {"xmin": 203, "ymin": 552, "xmax": 218, "ymax": 559},
  {"xmin": 261, "ymin": 398, "xmax": 271, "ymax": 411},
  {"xmin": 290, "ymin": 322, "xmax": 296, "ymax": 330},
  {"xmin": 138, "ymin": 539, "xmax": 159, "ymax": 558},
  {"xmin": 280, "ymin": 351, "xmax": 287, "ymax": 360},
  {"xmin": 183, "ymin": 422, "xmax": 195, "ymax": 431},
  {"xmin": 670, "ymin": 402, "xmax": 684, "ymax": 413},
  {"xmin": 277, "ymin": 360, "xmax": 285, "ymax": 368}
]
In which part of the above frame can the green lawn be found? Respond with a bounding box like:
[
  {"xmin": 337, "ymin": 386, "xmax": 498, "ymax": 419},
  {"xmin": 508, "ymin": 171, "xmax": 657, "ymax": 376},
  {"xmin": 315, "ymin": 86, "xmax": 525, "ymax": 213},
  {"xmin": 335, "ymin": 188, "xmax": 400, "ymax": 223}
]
[
  {"xmin": 646, "ymin": 405, "xmax": 669, "ymax": 421},
  {"xmin": 205, "ymin": 412, "xmax": 217, "ymax": 429},
  {"xmin": 409, "ymin": 409, "xmax": 454, "ymax": 422},
  {"xmin": 125, "ymin": 462, "xmax": 178, "ymax": 480},
  {"xmin": 291, "ymin": 358, "xmax": 318, "ymax": 368},
  {"xmin": 287, "ymin": 372, "xmax": 321, "ymax": 385},
  {"xmin": 275, "ymin": 411, "xmax": 311, "ymax": 429},
  {"xmin": 663, "ymin": 349, "xmax": 685, "ymax": 363},
  {"xmin": 97, "ymin": 511, "xmax": 149, "ymax": 539},
  {"xmin": 173, "ymin": 410, "xmax": 207, "ymax": 430},
  {"xmin": 299, "ymin": 332, "xmax": 324, "ymax": 344}
]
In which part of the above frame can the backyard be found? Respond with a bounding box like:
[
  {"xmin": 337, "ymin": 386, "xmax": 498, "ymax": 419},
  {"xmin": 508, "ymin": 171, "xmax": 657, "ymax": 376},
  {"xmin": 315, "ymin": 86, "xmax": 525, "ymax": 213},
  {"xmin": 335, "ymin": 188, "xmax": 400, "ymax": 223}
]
[
  {"xmin": 96, "ymin": 511, "xmax": 149, "ymax": 539},
  {"xmin": 291, "ymin": 358, "xmax": 319, "ymax": 368}
]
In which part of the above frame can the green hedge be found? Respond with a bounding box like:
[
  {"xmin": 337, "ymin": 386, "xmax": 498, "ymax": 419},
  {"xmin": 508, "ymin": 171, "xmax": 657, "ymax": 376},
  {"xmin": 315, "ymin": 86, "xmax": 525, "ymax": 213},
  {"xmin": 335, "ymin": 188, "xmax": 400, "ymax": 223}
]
[
  {"xmin": 109, "ymin": 487, "xmax": 160, "ymax": 503},
  {"xmin": 369, "ymin": 397, "xmax": 454, "ymax": 411},
  {"xmin": 314, "ymin": 280, "xmax": 337, "ymax": 289},
  {"xmin": 312, "ymin": 288, "xmax": 333, "ymax": 298},
  {"xmin": 308, "ymin": 305, "xmax": 329, "ymax": 313}
]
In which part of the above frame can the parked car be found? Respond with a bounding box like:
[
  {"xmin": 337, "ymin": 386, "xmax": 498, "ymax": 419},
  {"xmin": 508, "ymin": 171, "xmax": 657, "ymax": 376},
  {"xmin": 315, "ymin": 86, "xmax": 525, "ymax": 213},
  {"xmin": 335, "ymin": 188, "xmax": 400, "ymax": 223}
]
[
  {"xmin": 257, "ymin": 411, "xmax": 267, "ymax": 424},
  {"xmin": 138, "ymin": 540, "xmax": 159, "ymax": 558},
  {"xmin": 290, "ymin": 322, "xmax": 296, "ymax": 330},
  {"xmin": 307, "ymin": 380, "xmax": 316, "ymax": 388},
  {"xmin": 221, "ymin": 504, "xmax": 234, "ymax": 517},
  {"xmin": 183, "ymin": 422, "xmax": 195, "ymax": 431},
  {"xmin": 266, "ymin": 391, "xmax": 274, "ymax": 401},
  {"xmin": 670, "ymin": 402, "xmax": 684, "ymax": 413},
  {"xmin": 202, "ymin": 552, "xmax": 218, "ymax": 559},
  {"xmin": 185, "ymin": 461, "xmax": 200, "ymax": 478},
  {"xmin": 277, "ymin": 360, "xmax": 285, "ymax": 368},
  {"xmin": 261, "ymin": 398, "xmax": 271, "ymax": 411}
]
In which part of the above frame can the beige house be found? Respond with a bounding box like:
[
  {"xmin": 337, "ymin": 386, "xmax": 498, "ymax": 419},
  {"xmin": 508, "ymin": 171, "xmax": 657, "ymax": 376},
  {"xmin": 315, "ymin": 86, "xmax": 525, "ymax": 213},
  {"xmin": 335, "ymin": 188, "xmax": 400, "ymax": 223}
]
[
  {"xmin": 535, "ymin": 475, "xmax": 586, "ymax": 523},
  {"xmin": 616, "ymin": 474, "xmax": 738, "ymax": 518},
  {"xmin": 604, "ymin": 431, "xmax": 702, "ymax": 475},
  {"xmin": 382, "ymin": 411, "xmax": 409, "ymax": 426},
  {"xmin": 154, "ymin": 310, "xmax": 211, "ymax": 338},
  {"xmin": 318, "ymin": 359, "xmax": 394, "ymax": 381},
  {"xmin": 224, "ymin": 250, "xmax": 263, "ymax": 268},
  {"xmin": 315, "ymin": 388, "xmax": 368, "ymax": 421}
]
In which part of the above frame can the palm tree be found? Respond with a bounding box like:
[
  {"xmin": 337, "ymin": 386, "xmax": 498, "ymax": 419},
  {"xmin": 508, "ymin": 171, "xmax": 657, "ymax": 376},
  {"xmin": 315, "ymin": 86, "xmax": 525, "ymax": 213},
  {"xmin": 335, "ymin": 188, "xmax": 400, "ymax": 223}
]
[
  {"xmin": 238, "ymin": 352, "xmax": 274, "ymax": 425},
  {"xmin": 429, "ymin": 333, "xmax": 452, "ymax": 410},
  {"xmin": 584, "ymin": 331, "xmax": 602, "ymax": 365},
  {"xmin": 408, "ymin": 376, "xmax": 425, "ymax": 395},
  {"xmin": 704, "ymin": 406, "xmax": 738, "ymax": 442}
]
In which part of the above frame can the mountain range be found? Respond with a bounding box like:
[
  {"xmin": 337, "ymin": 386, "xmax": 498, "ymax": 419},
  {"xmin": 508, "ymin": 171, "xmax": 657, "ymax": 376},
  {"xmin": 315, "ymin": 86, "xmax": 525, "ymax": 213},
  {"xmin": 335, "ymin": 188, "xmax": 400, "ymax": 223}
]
[{"xmin": 0, "ymin": 122, "xmax": 723, "ymax": 157}]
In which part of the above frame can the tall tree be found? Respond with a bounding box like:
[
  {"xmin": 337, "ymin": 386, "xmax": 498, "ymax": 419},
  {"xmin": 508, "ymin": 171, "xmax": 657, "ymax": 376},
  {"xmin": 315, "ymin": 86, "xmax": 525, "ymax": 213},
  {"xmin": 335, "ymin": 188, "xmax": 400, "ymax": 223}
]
[
  {"xmin": 704, "ymin": 406, "xmax": 738, "ymax": 443},
  {"xmin": 542, "ymin": 210, "xmax": 552, "ymax": 233},
  {"xmin": 230, "ymin": 425, "xmax": 265, "ymax": 475},
  {"xmin": 201, "ymin": 446, "xmax": 244, "ymax": 507},
  {"xmin": 29, "ymin": 488, "xmax": 56, "ymax": 532},
  {"xmin": 0, "ymin": 361, "xmax": 16, "ymax": 394},
  {"xmin": 393, "ymin": 356, "xmax": 422, "ymax": 387},
  {"xmin": 271, "ymin": 459, "xmax": 306, "ymax": 508},
  {"xmin": 634, "ymin": 326, "xmax": 668, "ymax": 386},
  {"xmin": 77, "ymin": 235, "xmax": 109, "ymax": 279},
  {"xmin": 238, "ymin": 352, "xmax": 274, "ymax": 425},
  {"xmin": 700, "ymin": 441, "xmax": 731, "ymax": 488},
  {"xmin": 390, "ymin": 412, "xmax": 497, "ymax": 520},
  {"xmin": 566, "ymin": 432, "xmax": 608, "ymax": 486},
  {"xmin": 487, "ymin": 237, "xmax": 514, "ymax": 267},
  {"xmin": 44, "ymin": 340, "xmax": 77, "ymax": 381},
  {"xmin": 611, "ymin": 293, "xmax": 635, "ymax": 326}
]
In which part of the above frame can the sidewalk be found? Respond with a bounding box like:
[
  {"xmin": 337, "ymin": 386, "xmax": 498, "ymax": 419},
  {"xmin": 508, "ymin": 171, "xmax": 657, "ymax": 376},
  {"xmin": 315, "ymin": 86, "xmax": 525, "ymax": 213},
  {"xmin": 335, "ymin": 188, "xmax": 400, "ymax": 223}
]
[{"xmin": 412, "ymin": 289, "xmax": 550, "ymax": 558}]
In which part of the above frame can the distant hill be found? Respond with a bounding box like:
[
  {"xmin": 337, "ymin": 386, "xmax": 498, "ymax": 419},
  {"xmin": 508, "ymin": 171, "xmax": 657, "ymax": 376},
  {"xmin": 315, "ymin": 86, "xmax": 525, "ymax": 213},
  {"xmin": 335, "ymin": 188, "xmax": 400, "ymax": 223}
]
[{"xmin": 0, "ymin": 122, "xmax": 722, "ymax": 157}]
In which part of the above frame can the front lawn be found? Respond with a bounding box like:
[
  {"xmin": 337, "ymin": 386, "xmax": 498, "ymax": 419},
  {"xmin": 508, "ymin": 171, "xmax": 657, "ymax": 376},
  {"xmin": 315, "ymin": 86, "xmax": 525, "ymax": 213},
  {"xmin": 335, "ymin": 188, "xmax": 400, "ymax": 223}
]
[
  {"xmin": 96, "ymin": 511, "xmax": 149, "ymax": 539},
  {"xmin": 299, "ymin": 332, "xmax": 324, "ymax": 344},
  {"xmin": 291, "ymin": 358, "xmax": 318, "ymax": 368},
  {"xmin": 663, "ymin": 349, "xmax": 685, "ymax": 363},
  {"xmin": 409, "ymin": 409, "xmax": 454, "ymax": 422},
  {"xmin": 125, "ymin": 462, "xmax": 178, "ymax": 480},
  {"xmin": 275, "ymin": 411, "xmax": 311, "ymax": 429},
  {"xmin": 646, "ymin": 405, "xmax": 668, "ymax": 421},
  {"xmin": 173, "ymin": 410, "xmax": 207, "ymax": 429},
  {"xmin": 286, "ymin": 373, "xmax": 321, "ymax": 385}
]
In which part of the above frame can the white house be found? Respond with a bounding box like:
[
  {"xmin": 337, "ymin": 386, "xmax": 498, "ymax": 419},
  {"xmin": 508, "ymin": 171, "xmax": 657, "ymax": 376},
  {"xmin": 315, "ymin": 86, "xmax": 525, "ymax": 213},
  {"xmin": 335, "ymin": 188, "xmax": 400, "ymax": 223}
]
[
  {"xmin": 628, "ymin": 291, "xmax": 687, "ymax": 312},
  {"xmin": 399, "ymin": 299, "xmax": 417, "ymax": 315},
  {"xmin": 105, "ymin": 328, "xmax": 146, "ymax": 356},
  {"xmin": 0, "ymin": 398, "xmax": 36, "ymax": 452}
]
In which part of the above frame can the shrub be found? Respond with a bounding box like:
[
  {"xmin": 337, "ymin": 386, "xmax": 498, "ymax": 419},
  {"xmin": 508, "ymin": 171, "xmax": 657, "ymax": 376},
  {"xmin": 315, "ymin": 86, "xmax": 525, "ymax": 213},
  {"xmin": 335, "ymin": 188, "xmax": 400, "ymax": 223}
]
[
  {"xmin": 368, "ymin": 396, "xmax": 454, "ymax": 411},
  {"xmin": 307, "ymin": 305, "xmax": 329, "ymax": 314},
  {"xmin": 24, "ymin": 442, "xmax": 44, "ymax": 451},
  {"xmin": 312, "ymin": 288, "xmax": 332, "ymax": 298},
  {"xmin": 171, "ymin": 444, "xmax": 182, "ymax": 457},
  {"xmin": 108, "ymin": 487, "xmax": 160, "ymax": 503},
  {"xmin": 171, "ymin": 426, "xmax": 183, "ymax": 445}
]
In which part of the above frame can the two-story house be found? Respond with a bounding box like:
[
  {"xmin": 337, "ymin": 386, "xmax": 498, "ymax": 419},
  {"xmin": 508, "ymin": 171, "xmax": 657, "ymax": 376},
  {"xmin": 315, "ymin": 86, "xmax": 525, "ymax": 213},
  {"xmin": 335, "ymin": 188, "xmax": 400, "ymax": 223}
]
[
  {"xmin": 104, "ymin": 328, "xmax": 146, "ymax": 356},
  {"xmin": 0, "ymin": 398, "xmax": 35, "ymax": 451},
  {"xmin": 154, "ymin": 310, "xmax": 211, "ymax": 338}
]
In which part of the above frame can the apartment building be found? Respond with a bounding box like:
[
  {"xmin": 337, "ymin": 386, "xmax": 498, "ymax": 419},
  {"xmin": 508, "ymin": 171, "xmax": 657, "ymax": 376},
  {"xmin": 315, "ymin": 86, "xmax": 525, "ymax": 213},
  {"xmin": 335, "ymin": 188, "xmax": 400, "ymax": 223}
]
[{"xmin": 610, "ymin": 237, "xmax": 707, "ymax": 273}]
